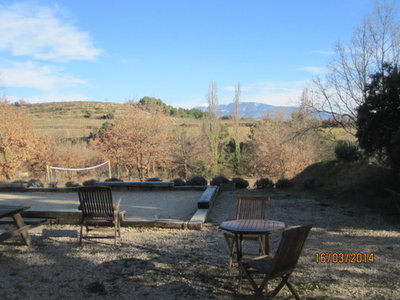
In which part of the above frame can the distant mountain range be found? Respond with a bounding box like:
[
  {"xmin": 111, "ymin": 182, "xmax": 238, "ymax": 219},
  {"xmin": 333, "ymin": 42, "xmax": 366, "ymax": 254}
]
[{"xmin": 195, "ymin": 102, "xmax": 300, "ymax": 119}]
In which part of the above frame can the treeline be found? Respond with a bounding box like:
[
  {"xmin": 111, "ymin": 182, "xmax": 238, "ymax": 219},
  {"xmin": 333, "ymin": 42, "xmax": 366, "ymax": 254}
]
[
  {"xmin": 13, "ymin": 97, "xmax": 208, "ymax": 120},
  {"xmin": 137, "ymin": 96, "xmax": 208, "ymax": 119},
  {"xmin": 87, "ymin": 106, "xmax": 334, "ymax": 181},
  {"xmin": 0, "ymin": 100, "xmax": 335, "ymax": 182}
]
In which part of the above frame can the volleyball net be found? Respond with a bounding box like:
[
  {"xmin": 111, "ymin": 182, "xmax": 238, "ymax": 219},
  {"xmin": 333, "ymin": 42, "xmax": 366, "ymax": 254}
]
[{"xmin": 46, "ymin": 161, "xmax": 111, "ymax": 183}]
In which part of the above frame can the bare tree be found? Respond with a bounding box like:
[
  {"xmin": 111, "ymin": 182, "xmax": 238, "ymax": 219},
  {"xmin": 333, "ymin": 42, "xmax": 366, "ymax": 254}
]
[
  {"xmin": 232, "ymin": 82, "xmax": 241, "ymax": 172},
  {"xmin": 0, "ymin": 100, "xmax": 38, "ymax": 179},
  {"xmin": 308, "ymin": 1, "xmax": 400, "ymax": 134},
  {"xmin": 206, "ymin": 80, "xmax": 220, "ymax": 175},
  {"xmin": 170, "ymin": 128, "xmax": 211, "ymax": 179},
  {"xmin": 242, "ymin": 115, "xmax": 314, "ymax": 180},
  {"xmin": 92, "ymin": 105, "xmax": 172, "ymax": 181}
]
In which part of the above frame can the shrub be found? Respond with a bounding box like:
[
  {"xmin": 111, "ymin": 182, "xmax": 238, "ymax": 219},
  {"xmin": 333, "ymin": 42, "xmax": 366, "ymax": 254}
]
[
  {"xmin": 12, "ymin": 180, "xmax": 29, "ymax": 188},
  {"xmin": 231, "ymin": 177, "xmax": 249, "ymax": 189},
  {"xmin": 98, "ymin": 113, "xmax": 114, "ymax": 119},
  {"xmin": 303, "ymin": 177, "xmax": 315, "ymax": 189},
  {"xmin": 65, "ymin": 181, "xmax": 80, "ymax": 187},
  {"xmin": 210, "ymin": 175, "xmax": 230, "ymax": 186},
  {"xmin": 146, "ymin": 177, "xmax": 162, "ymax": 181},
  {"xmin": 27, "ymin": 178, "xmax": 43, "ymax": 188},
  {"xmin": 186, "ymin": 176, "xmax": 208, "ymax": 186},
  {"xmin": 105, "ymin": 177, "xmax": 123, "ymax": 182},
  {"xmin": 335, "ymin": 140, "xmax": 360, "ymax": 162},
  {"xmin": 389, "ymin": 129, "xmax": 400, "ymax": 174},
  {"xmin": 275, "ymin": 178, "xmax": 293, "ymax": 189},
  {"xmin": 83, "ymin": 111, "xmax": 92, "ymax": 118},
  {"xmin": 48, "ymin": 181, "xmax": 58, "ymax": 188},
  {"xmin": 172, "ymin": 178, "xmax": 186, "ymax": 186},
  {"xmin": 254, "ymin": 178, "xmax": 274, "ymax": 189},
  {"xmin": 82, "ymin": 179, "xmax": 99, "ymax": 186}
]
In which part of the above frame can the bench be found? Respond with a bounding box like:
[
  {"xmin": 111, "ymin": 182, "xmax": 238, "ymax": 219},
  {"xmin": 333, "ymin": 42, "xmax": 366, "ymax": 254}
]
[
  {"xmin": 21, "ymin": 209, "xmax": 125, "ymax": 225},
  {"xmin": 0, "ymin": 217, "xmax": 49, "ymax": 225},
  {"xmin": 0, "ymin": 217, "xmax": 48, "ymax": 244}
]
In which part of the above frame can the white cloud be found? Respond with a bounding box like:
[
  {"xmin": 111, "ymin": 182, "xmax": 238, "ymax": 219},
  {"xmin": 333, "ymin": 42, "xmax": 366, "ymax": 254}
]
[
  {"xmin": 243, "ymin": 89, "xmax": 303, "ymax": 107},
  {"xmin": 240, "ymin": 81, "xmax": 306, "ymax": 107},
  {"xmin": 177, "ymin": 98, "xmax": 207, "ymax": 109},
  {"xmin": 5, "ymin": 93, "xmax": 91, "ymax": 103},
  {"xmin": 299, "ymin": 66, "xmax": 327, "ymax": 75},
  {"xmin": 0, "ymin": 3, "xmax": 101, "ymax": 61},
  {"xmin": 180, "ymin": 81, "xmax": 306, "ymax": 108},
  {"xmin": 0, "ymin": 60, "xmax": 86, "ymax": 91},
  {"xmin": 222, "ymin": 86, "xmax": 235, "ymax": 92},
  {"xmin": 222, "ymin": 85, "xmax": 250, "ymax": 92},
  {"xmin": 25, "ymin": 93, "xmax": 91, "ymax": 103}
]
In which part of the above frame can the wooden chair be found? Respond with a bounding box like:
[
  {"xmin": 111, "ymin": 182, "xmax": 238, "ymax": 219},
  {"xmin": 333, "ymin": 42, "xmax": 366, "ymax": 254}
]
[
  {"xmin": 78, "ymin": 186, "xmax": 122, "ymax": 245},
  {"xmin": 239, "ymin": 224, "xmax": 313, "ymax": 299},
  {"xmin": 224, "ymin": 195, "xmax": 269, "ymax": 268}
]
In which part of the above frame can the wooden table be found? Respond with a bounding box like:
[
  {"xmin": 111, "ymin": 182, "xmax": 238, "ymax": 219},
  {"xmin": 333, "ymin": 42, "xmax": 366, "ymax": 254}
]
[
  {"xmin": 219, "ymin": 219, "xmax": 285, "ymax": 263},
  {"xmin": 0, "ymin": 205, "xmax": 35, "ymax": 246}
]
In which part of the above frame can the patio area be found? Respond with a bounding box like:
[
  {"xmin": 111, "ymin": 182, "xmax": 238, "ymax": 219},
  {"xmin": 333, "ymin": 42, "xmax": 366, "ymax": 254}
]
[{"xmin": 0, "ymin": 189, "xmax": 399, "ymax": 299}]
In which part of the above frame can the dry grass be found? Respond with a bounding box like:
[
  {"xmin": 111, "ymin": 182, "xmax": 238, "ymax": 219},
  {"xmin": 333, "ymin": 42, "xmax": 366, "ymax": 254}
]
[
  {"xmin": 21, "ymin": 101, "xmax": 254, "ymax": 140},
  {"xmin": 22, "ymin": 102, "xmax": 121, "ymax": 138},
  {"xmin": 31, "ymin": 118, "xmax": 105, "ymax": 138},
  {"xmin": 0, "ymin": 189, "xmax": 399, "ymax": 299}
]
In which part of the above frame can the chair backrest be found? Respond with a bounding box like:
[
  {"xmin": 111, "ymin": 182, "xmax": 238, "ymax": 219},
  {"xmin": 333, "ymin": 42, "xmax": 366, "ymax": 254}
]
[
  {"xmin": 270, "ymin": 224, "xmax": 313, "ymax": 277},
  {"xmin": 235, "ymin": 195, "xmax": 269, "ymax": 220},
  {"xmin": 78, "ymin": 186, "xmax": 114, "ymax": 217}
]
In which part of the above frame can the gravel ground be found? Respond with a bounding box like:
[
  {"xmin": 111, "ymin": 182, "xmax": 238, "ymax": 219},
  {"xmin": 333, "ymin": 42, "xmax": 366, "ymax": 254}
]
[{"xmin": 1, "ymin": 189, "xmax": 399, "ymax": 299}]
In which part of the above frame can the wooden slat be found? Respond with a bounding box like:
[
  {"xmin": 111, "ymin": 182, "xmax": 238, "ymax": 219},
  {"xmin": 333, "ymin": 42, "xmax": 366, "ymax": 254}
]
[
  {"xmin": 219, "ymin": 219, "xmax": 285, "ymax": 234},
  {"xmin": 77, "ymin": 186, "xmax": 120, "ymax": 245},
  {"xmin": 0, "ymin": 205, "xmax": 29, "ymax": 218},
  {"xmin": 236, "ymin": 195, "xmax": 269, "ymax": 220},
  {"xmin": 78, "ymin": 186, "xmax": 114, "ymax": 216}
]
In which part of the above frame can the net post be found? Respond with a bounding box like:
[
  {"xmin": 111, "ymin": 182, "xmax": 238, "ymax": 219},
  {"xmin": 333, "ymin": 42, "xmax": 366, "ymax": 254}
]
[
  {"xmin": 108, "ymin": 161, "xmax": 112, "ymax": 179},
  {"xmin": 46, "ymin": 165, "xmax": 49, "ymax": 183}
]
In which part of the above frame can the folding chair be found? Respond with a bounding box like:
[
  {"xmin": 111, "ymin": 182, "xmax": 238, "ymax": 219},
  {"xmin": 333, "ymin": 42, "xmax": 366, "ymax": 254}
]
[
  {"xmin": 224, "ymin": 195, "xmax": 269, "ymax": 268},
  {"xmin": 239, "ymin": 224, "xmax": 313, "ymax": 299},
  {"xmin": 78, "ymin": 186, "xmax": 122, "ymax": 245}
]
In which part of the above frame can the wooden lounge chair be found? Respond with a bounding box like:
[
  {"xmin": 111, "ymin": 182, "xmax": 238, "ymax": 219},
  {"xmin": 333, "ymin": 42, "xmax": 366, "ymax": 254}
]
[
  {"xmin": 78, "ymin": 186, "xmax": 122, "ymax": 245},
  {"xmin": 239, "ymin": 224, "xmax": 313, "ymax": 299},
  {"xmin": 224, "ymin": 195, "xmax": 269, "ymax": 268}
]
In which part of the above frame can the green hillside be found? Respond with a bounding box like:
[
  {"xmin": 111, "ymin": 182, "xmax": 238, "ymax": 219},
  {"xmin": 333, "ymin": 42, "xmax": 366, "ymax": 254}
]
[
  {"xmin": 292, "ymin": 160, "xmax": 399, "ymax": 215},
  {"xmin": 20, "ymin": 101, "xmax": 207, "ymax": 139},
  {"xmin": 20, "ymin": 101, "xmax": 122, "ymax": 138},
  {"xmin": 19, "ymin": 101, "xmax": 252, "ymax": 140}
]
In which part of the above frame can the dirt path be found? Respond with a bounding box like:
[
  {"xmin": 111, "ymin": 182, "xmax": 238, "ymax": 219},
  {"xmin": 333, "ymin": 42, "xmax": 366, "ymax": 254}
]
[{"xmin": 0, "ymin": 189, "xmax": 399, "ymax": 299}]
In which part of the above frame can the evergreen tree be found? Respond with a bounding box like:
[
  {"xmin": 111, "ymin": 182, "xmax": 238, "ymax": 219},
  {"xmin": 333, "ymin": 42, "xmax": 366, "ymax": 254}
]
[{"xmin": 357, "ymin": 64, "xmax": 400, "ymax": 172}]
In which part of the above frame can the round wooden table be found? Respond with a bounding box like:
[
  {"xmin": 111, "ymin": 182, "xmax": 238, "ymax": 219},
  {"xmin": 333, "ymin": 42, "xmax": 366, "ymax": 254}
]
[{"xmin": 219, "ymin": 219, "xmax": 285, "ymax": 262}]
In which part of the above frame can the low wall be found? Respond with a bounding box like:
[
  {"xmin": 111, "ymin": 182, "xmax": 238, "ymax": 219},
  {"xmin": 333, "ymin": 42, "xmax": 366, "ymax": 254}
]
[
  {"xmin": 0, "ymin": 181, "xmax": 209, "ymax": 192},
  {"xmin": 5, "ymin": 182, "xmax": 220, "ymax": 230}
]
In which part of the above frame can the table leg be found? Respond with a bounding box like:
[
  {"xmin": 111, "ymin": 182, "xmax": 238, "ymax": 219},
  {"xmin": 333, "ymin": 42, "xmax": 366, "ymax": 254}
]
[
  {"xmin": 235, "ymin": 233, "xmax": 244, "ymax": 262},
  {"xmin": 236, "ymin": 233, "xmax": 244, "ymax": 293},
  {"xmin": 12, "ymin": 213, "xmax": 32, "ymax": 246},
  {"xmin": 264, "ymin": 233, "xmax": 270, "ymax": 254}
]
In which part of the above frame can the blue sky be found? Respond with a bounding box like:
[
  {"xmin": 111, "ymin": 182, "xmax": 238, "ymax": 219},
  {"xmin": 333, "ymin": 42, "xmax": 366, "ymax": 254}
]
[{"xmin": 0, "ymin": 0, "xmax": 393, "ymax": 108}]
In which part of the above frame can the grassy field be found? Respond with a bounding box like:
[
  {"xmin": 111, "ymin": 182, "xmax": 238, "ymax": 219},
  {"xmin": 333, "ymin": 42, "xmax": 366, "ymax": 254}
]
[
  {"xmin": 22, "ymin": 101, "xmax": 122, "ymax": 138},
  {"xmin": 21, "ymin": 101, "xmax": 255, "ymax": 140}
]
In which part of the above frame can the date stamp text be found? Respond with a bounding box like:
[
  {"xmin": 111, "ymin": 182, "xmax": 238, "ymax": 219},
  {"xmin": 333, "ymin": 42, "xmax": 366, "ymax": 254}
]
[{"xmin": 315, "ymin": 252, "xmax": 375, "ymax": 264}]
